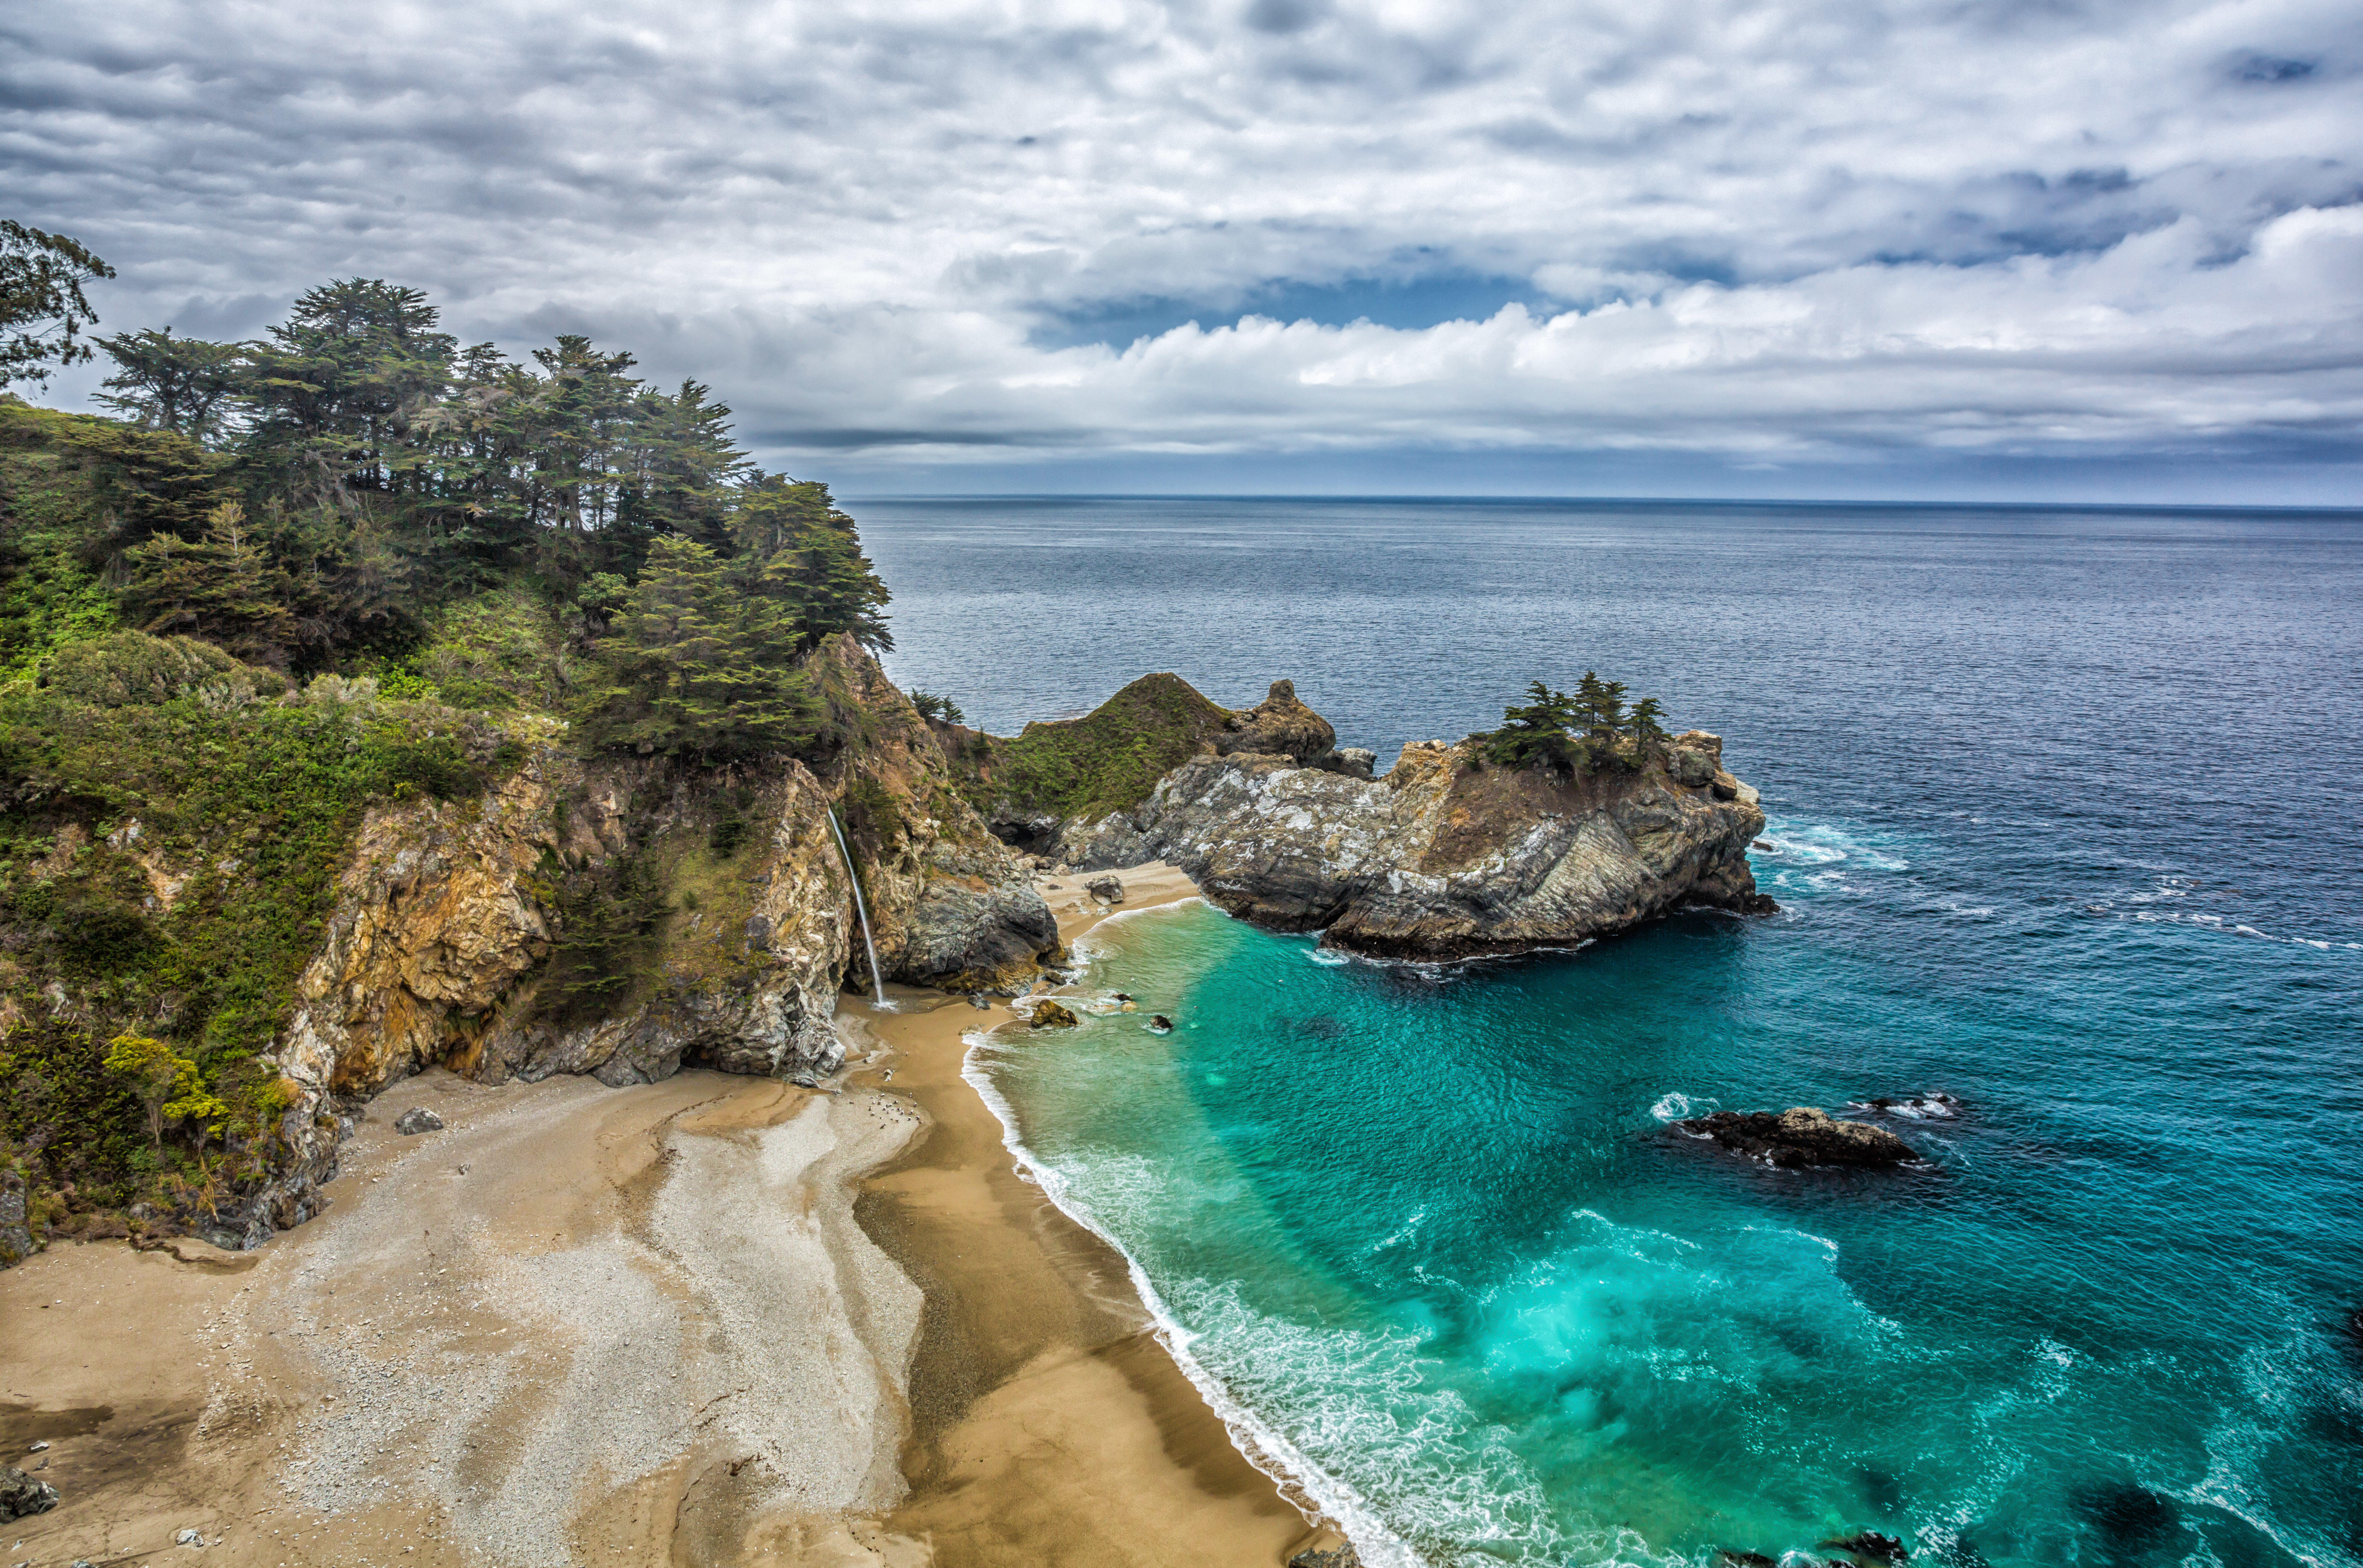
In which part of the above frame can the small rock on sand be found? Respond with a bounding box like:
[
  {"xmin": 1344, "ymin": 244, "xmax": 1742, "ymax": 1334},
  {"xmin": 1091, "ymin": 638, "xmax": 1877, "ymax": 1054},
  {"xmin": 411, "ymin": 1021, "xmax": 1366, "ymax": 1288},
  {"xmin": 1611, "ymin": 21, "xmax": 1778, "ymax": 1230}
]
[
  {"xmin": 0, "ymin": 1464, "xmax": 58, "ymax": 1520},
  {"xmin": 393, "ymin": 1107, "xmax": 445, "ymax": 1135},
  {"xmin": 1085, "ymin": 874, "xmax": 1124, "ymax": 904}
]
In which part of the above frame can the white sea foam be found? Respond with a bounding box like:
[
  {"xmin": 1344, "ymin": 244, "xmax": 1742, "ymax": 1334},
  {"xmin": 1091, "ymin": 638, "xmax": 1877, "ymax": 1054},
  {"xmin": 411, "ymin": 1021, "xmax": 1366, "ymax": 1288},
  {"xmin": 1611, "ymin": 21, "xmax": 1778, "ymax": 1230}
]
[
  {"xmin": 957, "ymin": 1034, "xmax": 1433, "ymax": 1568},
  {"xmin": 1305, "ymin": 946, "xmax": 1353, "ymax": 967},
  {"xmin": 1649, "ymin": 1092, "xmax": 1711, "ymax": 1122}
]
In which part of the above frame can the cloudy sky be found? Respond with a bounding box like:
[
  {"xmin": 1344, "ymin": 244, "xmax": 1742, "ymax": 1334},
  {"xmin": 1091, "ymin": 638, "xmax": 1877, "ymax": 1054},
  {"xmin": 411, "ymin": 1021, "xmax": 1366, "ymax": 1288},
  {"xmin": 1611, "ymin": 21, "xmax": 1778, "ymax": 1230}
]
[{"xmin": 6, "ymin": 0, "xmax": 2361, "ymax": 500}]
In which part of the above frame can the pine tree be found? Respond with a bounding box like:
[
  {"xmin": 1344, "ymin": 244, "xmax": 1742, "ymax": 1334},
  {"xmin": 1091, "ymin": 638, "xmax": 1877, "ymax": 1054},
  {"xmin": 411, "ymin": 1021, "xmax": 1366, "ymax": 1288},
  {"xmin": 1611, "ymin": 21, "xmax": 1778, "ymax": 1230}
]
[
  {"xmin": 1625, "ymin": 694, "xmax": 1668, "ymax": 751},
  {"xmin": 123, "ymin": 503, "xmax": 309, "ymax": 667},
  {"xmin": 1482, "ymin": 680, "xmax": 1582, "ymax": 767},
  {"xmin": 93, "ymin": 328, "xmax": 247, "ymax": 443},
  {"xmin": 732, "ymin": 477, "xmax": 893, "ymax": 653},
  {"xmin": 575, "ymin": 535, "xmax": 819, "ymax": 761},
  {"xmin": 1, "ymin": 221, "xmax": 114, "ymax": 390}
]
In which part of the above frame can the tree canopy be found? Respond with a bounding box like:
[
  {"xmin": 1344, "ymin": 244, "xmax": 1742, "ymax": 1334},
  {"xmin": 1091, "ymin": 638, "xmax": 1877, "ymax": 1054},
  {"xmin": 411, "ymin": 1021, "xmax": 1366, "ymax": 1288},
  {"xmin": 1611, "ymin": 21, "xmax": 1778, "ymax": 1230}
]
[
  {"xmin": 0, "ymin": 251, "xmax": 896, "ymax": 759},
  {"xmin": 1, "ymin": 221, "xmax": 114, "ymax": 390},
  {"xmin": 1480, "ymin": 673, "xmax": 1672, "ymax": 772}
]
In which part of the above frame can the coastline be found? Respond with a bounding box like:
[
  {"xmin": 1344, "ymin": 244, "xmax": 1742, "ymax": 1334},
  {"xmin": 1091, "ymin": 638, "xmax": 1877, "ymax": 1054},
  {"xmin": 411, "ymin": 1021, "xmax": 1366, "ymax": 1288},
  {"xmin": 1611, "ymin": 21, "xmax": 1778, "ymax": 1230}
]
[
  {"xmin": 0, "ymin": 861, "xmax": 1336, "ymax": 1566},
  {"xmin": 847, "ymin": 859, "xmax": 1338, "ymax": 1565}
]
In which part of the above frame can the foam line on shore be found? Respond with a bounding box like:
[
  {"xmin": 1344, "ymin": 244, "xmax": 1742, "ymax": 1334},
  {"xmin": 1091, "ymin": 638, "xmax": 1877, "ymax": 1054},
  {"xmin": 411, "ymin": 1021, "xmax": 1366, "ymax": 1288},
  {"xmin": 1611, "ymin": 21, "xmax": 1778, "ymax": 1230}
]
[{"xmin": 957, "ymin": 1027, "xmax": 1427, "ymax": 1568}]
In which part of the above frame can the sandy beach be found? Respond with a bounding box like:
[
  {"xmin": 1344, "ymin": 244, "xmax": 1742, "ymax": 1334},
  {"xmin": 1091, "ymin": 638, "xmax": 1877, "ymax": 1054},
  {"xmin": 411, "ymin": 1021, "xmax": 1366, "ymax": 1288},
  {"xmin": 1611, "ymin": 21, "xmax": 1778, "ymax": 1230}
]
[{"xmin": 0, "ymin": 863, "xmax": 1335, "ymax": 1567}]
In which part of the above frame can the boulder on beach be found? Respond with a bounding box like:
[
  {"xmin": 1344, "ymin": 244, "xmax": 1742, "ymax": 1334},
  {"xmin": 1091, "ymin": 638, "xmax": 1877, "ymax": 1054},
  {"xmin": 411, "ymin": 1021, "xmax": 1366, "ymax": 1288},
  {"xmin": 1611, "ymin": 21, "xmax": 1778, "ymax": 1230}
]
[
  {"xmin": 0, "ymin": 1464, "xmax": 59, "ymax": 1520},
  {"xmin": 1085, "ymin": 874, "xmax": 1125, "ymax": 905},
  {"xmin": 1675, "ymin": 1107, "xmax": 1919, "ymax": 1168},
  {"xmin": 393, "ymin": 1106, "xmax": 444, "ymax": 1136}
]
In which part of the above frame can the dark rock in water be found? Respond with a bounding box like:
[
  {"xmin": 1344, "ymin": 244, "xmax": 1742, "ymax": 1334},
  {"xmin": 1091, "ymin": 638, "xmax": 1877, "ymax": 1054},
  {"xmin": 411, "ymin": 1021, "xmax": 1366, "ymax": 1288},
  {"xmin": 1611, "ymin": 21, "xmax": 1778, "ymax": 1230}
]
[
  {"xmin": 1718, "ymin": 1552, "xmax": 1779, "ymax": 1568},
  {"xmin": 1148, "ymin": 1015, "xmax": 1174, "ymax": 1034},
  {"xmin": 1752, "ymin": 838, "xmax": 1773, "ymax": 849},
  {"xmin": 1084, "ymin": 874, "xmax": 1125, "ymax": 904},
  {"xmin": 1288, "ymin": 1543, "xmax": 1359, "ymax": 1568},
  {"xmin": 1297, "ymin": 1014, "xmax": 1345, "ymax": 1039},
  {"xmin": 1112, "ymin": 992, "xmax": 1134, "ymax": 1002},
  {"xmin": 393, "ymin": 1107, "xmax": 444, "ymax": 1136},
  {"xmin": 1, "ymin": 1464, "xmax": 59, "ymax": 1519},
  {"xmin": 1676, "ymin": 1107, "xmax": 1920, "ymax": 1167},
  {"xmin": 1028, "ymin": 1000, "xmax": 1080, "ymax": 1030},
  {"xmin": 1822, "ymin": 1531, "xmax": 1910, "ymax": 1563}
]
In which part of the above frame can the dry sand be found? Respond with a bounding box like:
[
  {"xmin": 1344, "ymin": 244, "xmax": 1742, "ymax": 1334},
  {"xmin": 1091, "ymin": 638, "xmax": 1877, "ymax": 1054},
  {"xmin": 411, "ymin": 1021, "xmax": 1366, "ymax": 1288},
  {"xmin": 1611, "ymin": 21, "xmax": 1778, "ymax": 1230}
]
[{"xmin": 0, "ymin": 861, "xmax": 1338, "ymax": 1566}]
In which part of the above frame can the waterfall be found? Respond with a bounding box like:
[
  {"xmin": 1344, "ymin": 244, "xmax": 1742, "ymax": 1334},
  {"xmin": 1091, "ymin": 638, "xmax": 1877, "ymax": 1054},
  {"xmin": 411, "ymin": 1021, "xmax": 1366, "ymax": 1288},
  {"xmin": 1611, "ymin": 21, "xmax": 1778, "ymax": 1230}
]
[{"xmin": 824, "ymin": 805, "xmax": 886, "ymax": 1008}]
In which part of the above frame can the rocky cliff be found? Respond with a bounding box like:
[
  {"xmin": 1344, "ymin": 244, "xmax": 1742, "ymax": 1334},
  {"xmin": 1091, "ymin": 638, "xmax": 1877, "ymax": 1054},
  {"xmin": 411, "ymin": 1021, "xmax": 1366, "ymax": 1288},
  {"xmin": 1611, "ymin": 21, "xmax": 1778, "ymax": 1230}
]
[
  {"xmin": 218, "ymin": 638, "xmax": 1059, "ymax": 1247},
  {"xmin": 0, "ymin": 633, "xmax": 1056, "ymax": 1255},
  {"xmin": 967, "ymin": 679, "xmax": 1771, "ymax": 961}
]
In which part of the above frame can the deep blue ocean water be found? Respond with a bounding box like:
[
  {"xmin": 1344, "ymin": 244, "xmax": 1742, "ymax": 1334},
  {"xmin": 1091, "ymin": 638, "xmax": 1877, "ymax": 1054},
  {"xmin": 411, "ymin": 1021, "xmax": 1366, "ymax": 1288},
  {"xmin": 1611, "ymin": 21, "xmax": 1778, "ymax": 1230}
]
[{"xmin": 860, "ymin": 498, "xmax": 2363, "ymax": 1568}]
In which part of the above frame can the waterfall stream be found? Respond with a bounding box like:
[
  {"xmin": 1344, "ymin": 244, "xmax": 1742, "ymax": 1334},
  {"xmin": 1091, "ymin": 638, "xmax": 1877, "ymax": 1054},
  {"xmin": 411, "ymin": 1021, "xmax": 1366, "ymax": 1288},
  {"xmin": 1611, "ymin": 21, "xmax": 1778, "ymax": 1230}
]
[{"xmin": 823, "ymin": 805, "xmax": 886, "ymax": 1008}]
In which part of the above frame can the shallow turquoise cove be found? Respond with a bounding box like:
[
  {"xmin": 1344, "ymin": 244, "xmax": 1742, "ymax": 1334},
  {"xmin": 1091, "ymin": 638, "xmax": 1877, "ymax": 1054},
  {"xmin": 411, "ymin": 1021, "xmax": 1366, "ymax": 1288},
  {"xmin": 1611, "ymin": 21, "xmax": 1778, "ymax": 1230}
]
[
  {"xmin": 874, "ymin": 498, "xmax": 2363, "ymax": 1568},
  {"xmin": 979, "ymin": 875, "xmax": 2359, "ymax": 1567}
]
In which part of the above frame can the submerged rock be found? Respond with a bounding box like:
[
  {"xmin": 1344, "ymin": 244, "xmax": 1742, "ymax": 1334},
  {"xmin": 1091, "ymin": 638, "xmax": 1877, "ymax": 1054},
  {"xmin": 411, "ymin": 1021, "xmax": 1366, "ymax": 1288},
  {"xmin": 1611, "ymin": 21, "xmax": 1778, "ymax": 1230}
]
[
  {"xmin": 1147, "ymin": 1015, "xmax": 1174, "ymax": 1035},
  {"xmin": 0, "ymin": 1464, "xmax": 58, "ymax": 1520},
  {"xmin": 1676, "ymin": 1108, "xmax": 1920, "ymax": 1168},
  {"xmin": 1288, "ymin": 1542, "xmax": 1360, "ymax": 1568},
  {"xmin": 1822, "ymin": 1531, "xmax": 1910, "ymax": 1564}
]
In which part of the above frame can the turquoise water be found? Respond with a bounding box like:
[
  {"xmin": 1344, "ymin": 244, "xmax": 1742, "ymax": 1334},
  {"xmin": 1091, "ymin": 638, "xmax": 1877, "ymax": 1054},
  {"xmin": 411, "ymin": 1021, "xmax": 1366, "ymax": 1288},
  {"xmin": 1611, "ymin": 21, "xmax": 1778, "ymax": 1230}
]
[{"xmin": 864, "ymin": 499, "xmax": 2363, "ymax": 1568}]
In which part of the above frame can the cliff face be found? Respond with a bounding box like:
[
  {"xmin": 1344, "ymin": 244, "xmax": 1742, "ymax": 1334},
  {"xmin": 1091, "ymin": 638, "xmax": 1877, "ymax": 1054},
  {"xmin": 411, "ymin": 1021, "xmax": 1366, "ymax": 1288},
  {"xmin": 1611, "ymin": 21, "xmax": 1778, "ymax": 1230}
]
[{"xmin": 225, "ymin": 639, "xmax": 1056, "ymax": 1249}]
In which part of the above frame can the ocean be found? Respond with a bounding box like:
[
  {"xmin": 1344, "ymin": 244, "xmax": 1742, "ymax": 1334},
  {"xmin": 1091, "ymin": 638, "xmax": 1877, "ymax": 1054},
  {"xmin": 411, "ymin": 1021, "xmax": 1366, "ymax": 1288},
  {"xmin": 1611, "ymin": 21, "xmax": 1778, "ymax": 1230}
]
[{"xmin": 860, "ymin": 497, "xmax": 2363, "ymax": 1568}]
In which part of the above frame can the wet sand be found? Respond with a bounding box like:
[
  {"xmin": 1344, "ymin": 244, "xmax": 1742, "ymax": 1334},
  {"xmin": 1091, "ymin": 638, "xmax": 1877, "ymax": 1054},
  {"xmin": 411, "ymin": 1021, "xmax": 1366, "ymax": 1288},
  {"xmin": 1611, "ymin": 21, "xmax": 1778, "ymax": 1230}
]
[
  {"xmin": 0, "ymin": 861, "xmax": 1333, "ymax": 1565},
  {"xmin": 851, "ymin": 863, "xmax": 1324, "ymax": 1567}
]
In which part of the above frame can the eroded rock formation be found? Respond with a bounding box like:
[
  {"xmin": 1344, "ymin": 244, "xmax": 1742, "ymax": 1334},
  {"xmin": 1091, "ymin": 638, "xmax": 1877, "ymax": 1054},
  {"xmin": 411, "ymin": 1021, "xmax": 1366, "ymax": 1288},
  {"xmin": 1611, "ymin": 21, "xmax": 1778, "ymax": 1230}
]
[
  {"xmin": 1041, "ymin": 707, "xmax": 1770, "ymax": 959},
  {"xmin": 225, "ymin": 638, "xmax": 1057, "ymax": 1248}
]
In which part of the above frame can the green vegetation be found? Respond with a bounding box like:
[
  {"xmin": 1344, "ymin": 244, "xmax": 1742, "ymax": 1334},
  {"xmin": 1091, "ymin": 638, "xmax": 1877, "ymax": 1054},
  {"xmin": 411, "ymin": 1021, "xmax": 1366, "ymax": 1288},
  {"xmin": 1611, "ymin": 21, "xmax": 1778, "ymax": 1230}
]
[
  {"xmin": 1, "ymin": 221, "xmax": 114, "ymax": 392},
  {"xmin": 1477, "ymin": 673, "xmax": 1671, "ymax": 772},
  {"xmin": 906, "ymin": 690, "xmax": 964, "ymax": 725},
  {"xmin": 965, "ymin": 673, "xmax": 1234, "ymax": 823},
  {"xmin": 0, "ymin": 644, "xmax": 513, "ymax": 1226},
  {"xmin": 0, "ymin": 228, "xmax": 905, "ymax": 1248}
]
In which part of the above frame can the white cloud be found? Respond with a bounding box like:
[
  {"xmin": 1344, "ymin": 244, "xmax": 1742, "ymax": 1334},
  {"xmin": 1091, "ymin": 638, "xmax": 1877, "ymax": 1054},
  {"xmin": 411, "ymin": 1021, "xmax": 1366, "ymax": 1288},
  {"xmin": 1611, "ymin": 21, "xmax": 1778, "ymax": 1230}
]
[{"xmin": 4, "ymin": 0, "xmax": 2360, "ymax": 482}]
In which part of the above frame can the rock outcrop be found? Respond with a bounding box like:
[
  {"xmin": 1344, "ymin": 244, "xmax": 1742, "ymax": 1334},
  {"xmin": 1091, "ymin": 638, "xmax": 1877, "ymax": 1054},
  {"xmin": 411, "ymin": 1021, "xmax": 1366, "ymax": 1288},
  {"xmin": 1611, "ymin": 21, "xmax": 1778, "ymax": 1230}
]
[
  {"xmin": 0, "ymin": 1167, "xmax": 30, "ymax": 1267},
  {"xmin": 1047, "ymin": 714, "xmax": 1769, "ymax": 959},
  {"xmin": 213, "ymin": 637, "xmax": 1057, "ymax": 1250},
  {"xmin": 1675, "ymin": 1108, "xmax": 1920, "ymax": 1168}
]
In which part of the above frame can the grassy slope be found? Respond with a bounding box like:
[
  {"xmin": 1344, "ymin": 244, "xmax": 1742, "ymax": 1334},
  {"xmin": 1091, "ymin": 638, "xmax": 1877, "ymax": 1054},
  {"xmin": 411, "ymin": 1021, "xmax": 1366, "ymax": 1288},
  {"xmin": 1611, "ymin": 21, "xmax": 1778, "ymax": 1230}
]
[{"xmin": 953, "ymin": 672, "xmax": 1235, "ymax": 824}]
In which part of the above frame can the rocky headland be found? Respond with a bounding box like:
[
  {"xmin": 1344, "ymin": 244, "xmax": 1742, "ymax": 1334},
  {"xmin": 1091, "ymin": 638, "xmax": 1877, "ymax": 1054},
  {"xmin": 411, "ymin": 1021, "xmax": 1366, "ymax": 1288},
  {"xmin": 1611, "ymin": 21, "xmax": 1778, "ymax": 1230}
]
[{"xmin": 953, "ymin": 674, "xmax": 1772, "ymax": 960}]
